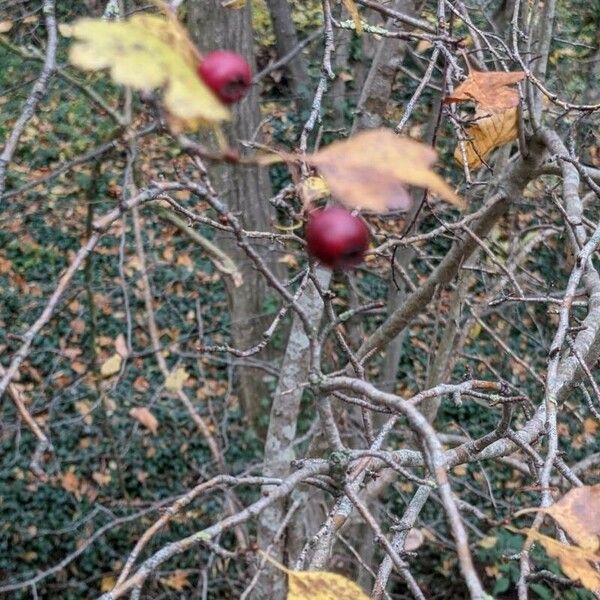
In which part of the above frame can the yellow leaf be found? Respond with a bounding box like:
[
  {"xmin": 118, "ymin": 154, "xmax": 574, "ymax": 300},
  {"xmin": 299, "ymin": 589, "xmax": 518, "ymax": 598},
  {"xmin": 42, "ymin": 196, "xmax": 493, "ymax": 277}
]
[
  {"xmin": 515, "ymin": 485, "xmax": 600, "ymax": 552},
  {"xmin": 299, "ymin": 176, "xmax": 330, "ymax": 205},
  {"xmin": 455, "ymin": 107, "xmax": 518, "ymax": 170},
  {"xmin": 260, "ymin": 551, "xmax": 369, "ymax": 599},
  {"xmin": 341, "ymin": 0, "xmax": 363, "ymax": 34},
  {"xmin": 264, "ymin": 129, "xmax": 463, "ymax": 212},
  {"xmin": 468, "ymin": 321, "xmax": 482, "ymax": 340},
  {"xmin": 511, "ymin": 527, "xmax": 600, "ymax": 593},
  {"xmin": 21, "ymin": 551, "xmax": 38, "ymax": 562},
  {"xmin": 288, "ymin": 570, "xmax": 369, "ymax": 599},
  {"xmin": 0, "ymin": 21, "xmax": 13, "ymax": 33},
  {"xmin": 129, "ymin": 407, "xmax": 159, "ymax": 434},
  {"xmin": 165, "ymin": 367, "xmax": 188, "ymax": 392},
  {"xmin": 100, "ymin": 575, "xmax": 115, "ymax": 593},
  {"xmin": 92, "ymin": 471, "xmax": 112, "ymax": 487},
  {"xmin": 161, "ymin": 569, "xmax": 190, "ymax": 591},
  {"xmin": 478, "ymin": 535, "xmax": 497, "ymax": 550},
  {"xmin": 100, "ymin": 353, "xmax": 122, "ymax": 377},
  {"xmin": 66, "ymin": 14, "xmax": 230, "ymax": 130}
]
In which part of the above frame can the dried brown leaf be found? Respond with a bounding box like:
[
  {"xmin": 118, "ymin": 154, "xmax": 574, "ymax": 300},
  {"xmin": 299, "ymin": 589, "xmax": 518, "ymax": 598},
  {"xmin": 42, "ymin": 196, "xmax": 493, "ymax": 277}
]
[
  {"xmin": 455, "ymin": 107, "xmax": 518, "ymax": 170},
  {"xmin": 115, "ymin": 333, "xmax": 129, "ymax": 359},
  {"xmin": 444, "ymin": 69, "xmax": 524, "ymax": 110},
  {"xmin": 515, "ymin": 485, "xmax": 600, "ymax": 552},
  {"xmin": 129, "ymin": 406, "xmax": 159, "ymax": 434},
  {"xmin": 61, "ymin": 470, "xmax": 80, "ymax": 495},
  {"xmin": 521, "ymin": 528, "xmax": 600, "ymax": 593},
  {"xmin": 161, "ymin": 569, "xmax": 190, "ymax": 591},
  {"xmin": 297, "ymin": 129, "xmax": 463, "ymax": 211}
]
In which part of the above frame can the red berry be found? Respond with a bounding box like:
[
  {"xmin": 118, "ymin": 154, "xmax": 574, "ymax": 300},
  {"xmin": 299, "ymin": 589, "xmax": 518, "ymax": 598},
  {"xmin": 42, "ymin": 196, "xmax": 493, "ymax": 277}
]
[
  {"xmin": 305, "ymin": 207, "xmax": 369, "ymax": 270},
  {"xmin": 197, "ymin": 50, "xmax": 252, "ymax": 104}
]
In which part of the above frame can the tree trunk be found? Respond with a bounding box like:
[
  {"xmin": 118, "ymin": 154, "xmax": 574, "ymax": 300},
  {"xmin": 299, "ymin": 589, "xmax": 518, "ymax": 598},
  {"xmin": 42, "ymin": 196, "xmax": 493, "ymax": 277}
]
[
  {"xmin": 187, "ymin": 1, "xmax": 276, "ymax": 425},
  {"xmin": 255, "ymin": 267, "xmax": 331, "ymax": 600},
  {"xmin": 265, "ymin": 0, "xmax": 311, "ymax": 108}
]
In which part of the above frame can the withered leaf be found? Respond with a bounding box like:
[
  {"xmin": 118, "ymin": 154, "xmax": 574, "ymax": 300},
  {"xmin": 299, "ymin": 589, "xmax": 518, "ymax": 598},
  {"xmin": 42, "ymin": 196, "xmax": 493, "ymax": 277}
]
[
  {"xmin": 515, "ymin": 527, "xmax": 600, "ymax": 593},
  {"xmin": 515, "ymin": 485, "xmax": 600, "ymax": 552},
  {"xmin": 165, "ymin": 367, "xmax": 188, "ymax": 393},
  {"xmin": 161, "ymin": 569, "xmax": 190, "ymax": 591},
  {"xmin": 444, "ymin": 69, "xmax": 524, "ymax": 110},
  {"xmin": 129, "ymin": 406, "xmax": 159, "ymax": 434},
  {"xmin": 288, "ymin": 570, "xmax": 369, "ymax": 600},
  {"xmin": 454, "ymin": 107, "xmax": 518, "ymax": 170},
  {"xmin": 265, "ymin": 129, "xmax": 463, "ymax": 212}
]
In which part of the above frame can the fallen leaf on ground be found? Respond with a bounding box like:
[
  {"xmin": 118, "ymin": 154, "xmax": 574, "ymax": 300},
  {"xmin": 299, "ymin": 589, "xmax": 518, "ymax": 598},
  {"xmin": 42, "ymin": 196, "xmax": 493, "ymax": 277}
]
[
  {"xmin": 165, "ymin": 367, "xmax": 189, "ymax": 392},
  {"xmin": 100, "ymin": 353, "xmax": 122, "ymax": 377},
  {"xmin": 129, "ymin": 407, "xmax": 159, "ymax": 434}
]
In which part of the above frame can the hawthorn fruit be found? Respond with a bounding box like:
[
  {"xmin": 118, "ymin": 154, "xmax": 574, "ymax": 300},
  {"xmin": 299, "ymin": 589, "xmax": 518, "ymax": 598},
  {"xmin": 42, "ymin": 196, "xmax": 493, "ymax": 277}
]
[
  {"xmin": 305, "ymin": 207, "xmax": 369, "ymax": 270},
  {"xmin": 197, "ymin": 50, "xmax": 252, "ymax": 104}
]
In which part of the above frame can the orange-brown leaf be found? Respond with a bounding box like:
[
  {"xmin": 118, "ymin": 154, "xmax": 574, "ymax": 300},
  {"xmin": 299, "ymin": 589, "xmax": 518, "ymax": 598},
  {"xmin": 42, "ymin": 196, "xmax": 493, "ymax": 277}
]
[
  {"xmin": 444, "ymin": 69, "xmax": 524, "ymax": 110},
  {"xmin": 129, "ymin": 407, "xmax": 159, "ymax": 434},
  {"xmin": 455, "ymin": 107, "xmax": 518, "ymax": 170},
  {"xmin": 161, "ymin": 569, "xmax": 190, "ymax": 591}
]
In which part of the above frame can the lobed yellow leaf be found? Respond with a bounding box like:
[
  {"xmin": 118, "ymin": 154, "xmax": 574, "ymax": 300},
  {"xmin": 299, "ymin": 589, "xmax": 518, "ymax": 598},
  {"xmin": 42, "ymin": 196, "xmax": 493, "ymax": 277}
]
[{"xmin": 66, "ymin": 15, "xmax": 230, "ymax": 130}]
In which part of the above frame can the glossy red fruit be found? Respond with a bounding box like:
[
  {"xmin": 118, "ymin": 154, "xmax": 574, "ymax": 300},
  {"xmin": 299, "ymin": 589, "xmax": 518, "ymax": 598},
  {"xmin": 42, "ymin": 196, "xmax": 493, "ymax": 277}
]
[
  {"xmin": 197, "ymin": 50, "xmax": 252, "ymax": 104},
  {"xmin": 305, "ymin": 207, "xmax": 369, "ymax": 270}
]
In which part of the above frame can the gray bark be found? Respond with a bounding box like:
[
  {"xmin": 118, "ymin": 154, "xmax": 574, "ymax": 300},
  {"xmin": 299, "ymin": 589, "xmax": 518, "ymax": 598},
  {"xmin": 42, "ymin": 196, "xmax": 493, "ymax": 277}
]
[{"xmin": 254, "ymin": 267, "xmax": 331, "ymax": 599}]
